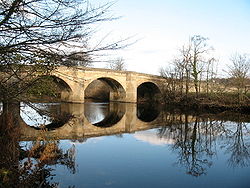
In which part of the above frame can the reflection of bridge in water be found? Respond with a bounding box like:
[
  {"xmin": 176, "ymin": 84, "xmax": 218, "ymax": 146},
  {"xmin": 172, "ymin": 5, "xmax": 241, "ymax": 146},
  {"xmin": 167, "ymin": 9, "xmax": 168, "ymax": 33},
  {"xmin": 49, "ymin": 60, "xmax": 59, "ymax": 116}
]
[{"xmin": 19, "ymin": 103, "xmax": 196, "ymax": 141}]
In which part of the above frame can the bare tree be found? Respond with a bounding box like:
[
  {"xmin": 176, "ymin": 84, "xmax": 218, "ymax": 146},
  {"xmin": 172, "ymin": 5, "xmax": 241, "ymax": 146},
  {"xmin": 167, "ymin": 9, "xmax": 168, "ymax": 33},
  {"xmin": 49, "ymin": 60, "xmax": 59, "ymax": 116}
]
[
  {"xmin": 159, "ymin": 61, "xmax": 183, "ymax": 97},
  {"xmin": 0, "ymin": 0, "xmax": 128, "ymax": 104},
  {"xmin": 178, "ymin": 46, "xmax": 192, "ymax": 96},
  {"xmin": 63, "ymin": 52, "xmax": 93, "ymax": 67},
  {"xmin": 227, "ymin": 53, "xmax": 250, "ymax": 103},
  {"xmin": 0, "ymin": 0, "xmax": 131, "ymax": 129},
  {"xmin": 205, "ymin": 57, "xmax": 217, "ymax": 95},
  {"xmin": 0, "ymin": 1, "xmax": 126, "ymax": 56},
  {"xmin": 185, "ymin": 35, "xmax": 213, "ymax": 97},
  {"xmin": 161, "ymin": 35, "xmax": 214, "ymax": 98},
  {"xmin": 107, "ymin": 57, "xmax": 126, "ymax": 71}
]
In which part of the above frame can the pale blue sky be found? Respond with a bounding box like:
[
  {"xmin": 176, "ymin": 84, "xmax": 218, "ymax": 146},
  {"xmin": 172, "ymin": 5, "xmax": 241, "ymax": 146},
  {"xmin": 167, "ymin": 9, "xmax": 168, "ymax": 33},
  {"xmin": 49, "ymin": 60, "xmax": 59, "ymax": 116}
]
[{"xmin": 92, "ymin": 0, "xmax": 250, "ymax": 76}]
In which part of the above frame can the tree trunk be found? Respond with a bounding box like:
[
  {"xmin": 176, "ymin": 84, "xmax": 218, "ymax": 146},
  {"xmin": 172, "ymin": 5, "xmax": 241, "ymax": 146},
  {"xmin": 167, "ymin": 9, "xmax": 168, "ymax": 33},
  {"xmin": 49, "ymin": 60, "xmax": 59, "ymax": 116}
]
[
  {"xmin": 0, "ymin": 102, "xmax": 21, "ymax": 187},
  {"xmin": 185, "ymin": 70, "xmax": 190, "ymax": 96},
  {"xmin": 0, "ymin": 102, "xmax": 20, "ymax": 130}
]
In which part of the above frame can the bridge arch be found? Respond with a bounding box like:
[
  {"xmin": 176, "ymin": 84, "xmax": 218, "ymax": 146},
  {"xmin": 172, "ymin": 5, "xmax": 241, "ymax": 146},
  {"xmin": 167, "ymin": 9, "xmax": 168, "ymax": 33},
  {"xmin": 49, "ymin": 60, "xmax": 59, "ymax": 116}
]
[
  {"xmin": 84, "ymin": 77, "xmax": 126, "ymax": 102},
  {"xmin": 34, "ymin": 75, "xmax": 74, "ymax": 102},
  {"xmin": 48, "ymin": 75, "xmax": 72, "ymax": 90},
  {"xmin": 49, "ymin": 76, "xmax": 73, "ymax": 100},
  {"xmin": 137, "ymin": 82, "xmax": 162, "ymax": 103}
]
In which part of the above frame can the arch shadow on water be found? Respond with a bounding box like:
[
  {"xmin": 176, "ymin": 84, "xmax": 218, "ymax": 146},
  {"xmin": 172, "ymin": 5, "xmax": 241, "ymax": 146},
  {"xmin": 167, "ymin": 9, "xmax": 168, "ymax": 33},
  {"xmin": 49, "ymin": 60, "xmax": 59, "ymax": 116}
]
[
  {"xmin": 20, "ymin": 102, "xmax": 73, "ymax": 131},
  {"xmin": 137, "ymin": 103, "xmax": 160, "ymax": 122},
  {"xmin": 18, "ymin": 75, "xmax": 74, "ymax": 130},
  {"xmin": 84, "ymin": 102, "xmax": 126, "ymax": 128}
]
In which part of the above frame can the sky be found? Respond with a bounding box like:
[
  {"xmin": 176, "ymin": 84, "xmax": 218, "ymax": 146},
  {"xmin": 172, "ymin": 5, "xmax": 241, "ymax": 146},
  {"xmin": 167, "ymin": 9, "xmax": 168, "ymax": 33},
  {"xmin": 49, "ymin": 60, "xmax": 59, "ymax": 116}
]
[{"xmin": 91, "ymin": 0, "xmax": 250, "ymax": 76}]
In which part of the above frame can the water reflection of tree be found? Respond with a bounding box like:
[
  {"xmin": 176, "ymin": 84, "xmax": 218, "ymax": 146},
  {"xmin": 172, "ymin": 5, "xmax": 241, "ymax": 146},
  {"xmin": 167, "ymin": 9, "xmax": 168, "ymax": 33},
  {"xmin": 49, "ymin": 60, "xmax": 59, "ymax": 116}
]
[
  {"xmin": 1, "ymin": 133, "xmax": 77, "ymax": 187},
  {"xmin": 225, "ymin": 121, "xmax": 250, "ymax": 168},
  {"xmin": 0, "ymin": 103, "xmax": 76, "ymax": 187},
  {"xmin": 158, "ymin": 113, "xmax": 250, "ymax": 177},
  {"xmin": 172, "ymin": 118, "xmax": 214, "ymax": 176}
]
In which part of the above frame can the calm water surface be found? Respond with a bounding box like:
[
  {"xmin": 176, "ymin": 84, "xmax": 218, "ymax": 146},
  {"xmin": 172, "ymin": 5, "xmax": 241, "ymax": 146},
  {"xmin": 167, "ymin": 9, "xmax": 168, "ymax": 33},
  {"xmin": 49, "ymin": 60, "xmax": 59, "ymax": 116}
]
[{"xmin": 2, "ymin": 102, "xmax": 250, "ymax": 187}]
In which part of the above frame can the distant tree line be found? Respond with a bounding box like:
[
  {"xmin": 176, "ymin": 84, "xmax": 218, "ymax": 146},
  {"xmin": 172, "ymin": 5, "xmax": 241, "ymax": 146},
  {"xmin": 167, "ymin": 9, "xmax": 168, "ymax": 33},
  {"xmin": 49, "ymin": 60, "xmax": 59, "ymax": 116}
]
[
  {"xmin": 159, "ymin": 35, "xmax": 250, "ymax": 107},
  {"xmin": 106, "ymin": 57, "xmax": 126, "ymax": 71}
]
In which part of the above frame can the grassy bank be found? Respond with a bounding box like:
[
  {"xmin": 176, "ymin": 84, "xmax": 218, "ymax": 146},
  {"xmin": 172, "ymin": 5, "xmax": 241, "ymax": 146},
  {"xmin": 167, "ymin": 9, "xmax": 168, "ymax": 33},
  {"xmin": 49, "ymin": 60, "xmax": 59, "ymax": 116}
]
[{"xmin": 163, "ymin": 92, "xmax": 250, "ymax": 114}]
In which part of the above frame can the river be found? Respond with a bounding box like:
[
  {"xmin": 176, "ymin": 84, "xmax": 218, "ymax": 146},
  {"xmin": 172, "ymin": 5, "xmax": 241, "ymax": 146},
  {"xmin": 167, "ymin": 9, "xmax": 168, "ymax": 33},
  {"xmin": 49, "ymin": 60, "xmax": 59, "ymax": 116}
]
[{"xmin": 0, "ymin": 102, "xmax": 250, "ymax": 187}]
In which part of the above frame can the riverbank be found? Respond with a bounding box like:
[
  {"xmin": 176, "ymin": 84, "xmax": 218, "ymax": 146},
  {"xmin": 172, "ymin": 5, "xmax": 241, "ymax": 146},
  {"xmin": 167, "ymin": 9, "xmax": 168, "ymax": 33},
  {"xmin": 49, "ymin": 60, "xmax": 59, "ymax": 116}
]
[{"xmin": 164, "ymin": 93, "xmax": 250, "ymax": 114}]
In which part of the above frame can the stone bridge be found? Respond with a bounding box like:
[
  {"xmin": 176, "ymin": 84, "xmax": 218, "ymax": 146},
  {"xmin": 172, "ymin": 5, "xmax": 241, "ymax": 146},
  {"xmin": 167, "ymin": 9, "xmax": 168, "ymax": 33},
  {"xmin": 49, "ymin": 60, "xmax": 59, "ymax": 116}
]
[{"xmin": 51, "ymin": 66, "xmax": 167, "ymax": 103}]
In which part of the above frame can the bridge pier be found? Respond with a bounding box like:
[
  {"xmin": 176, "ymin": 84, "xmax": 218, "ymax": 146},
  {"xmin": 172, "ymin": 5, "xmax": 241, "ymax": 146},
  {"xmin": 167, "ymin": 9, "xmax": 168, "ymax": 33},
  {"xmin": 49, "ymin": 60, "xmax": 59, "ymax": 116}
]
[
  {"xmin": 60, "ymin": 84, "xmax": 85, "ymax": 103},
  {"xmin": 62, "ymin": 91, "xmax": 85, "ymax": 103},
  {"xmin": 125, "ymin": 73, "xmax": 137, "ymax": 103}
]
